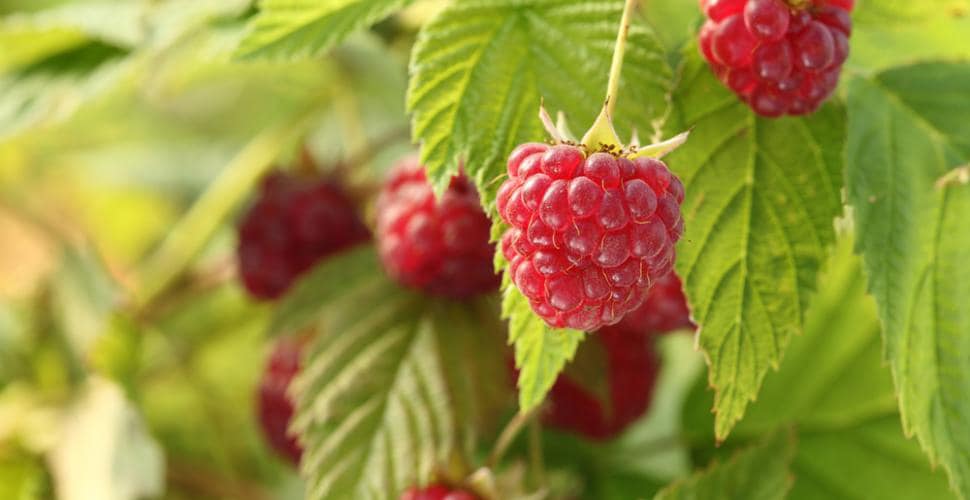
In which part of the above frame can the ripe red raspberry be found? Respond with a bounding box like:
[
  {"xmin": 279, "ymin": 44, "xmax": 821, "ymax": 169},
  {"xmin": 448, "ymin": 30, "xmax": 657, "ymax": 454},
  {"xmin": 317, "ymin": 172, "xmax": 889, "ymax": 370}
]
[
  {"xmin": 699, "ymin": 0, "xmax": 854, "ymax": 117},
  {"xmin": 377, "ymin": 157, "xmax": 499, "ymax": 298},
  {"xmin": 544, "ymin": 327, "xmax": 660, "ymax": 440},
  {"xmin": 616, "ymin": 271, "xmax": 695, "ymax": 335},
  {"xmin": 497, "ymin": 143, "xmax": 685, "ymax": 331},
  {"xmin": 237, "ymin": 172, "xmax": 369, "ymax": 300},
  {"xmin": 400, "ymin": 485, "xmax": 479, "ymax": 500},
  {"xmin": 258, "ymin": 337, "xmax": 304, "ymax": 464}
]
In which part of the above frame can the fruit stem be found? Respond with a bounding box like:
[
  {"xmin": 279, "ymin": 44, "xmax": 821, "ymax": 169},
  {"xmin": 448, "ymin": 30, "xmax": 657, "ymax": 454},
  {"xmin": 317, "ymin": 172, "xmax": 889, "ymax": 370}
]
[
  {"xmin": 528, "ymin": 418, "xmax": 546, "ymax": 488},
  {"xmin": 487, "ymin": 407, "xmax": 538, "ymax": 468},
  {"xmin": 605, "ymin": 0, "xmax": 638, "ymax": 117}
]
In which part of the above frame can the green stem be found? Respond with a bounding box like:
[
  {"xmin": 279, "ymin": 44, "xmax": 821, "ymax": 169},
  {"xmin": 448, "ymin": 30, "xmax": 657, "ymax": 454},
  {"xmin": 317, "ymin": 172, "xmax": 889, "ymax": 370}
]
[
  {"xmin": 487, "ymin": 408, "xmax": 538, "ymax": 468},
  {"xmin": 528, "ymin": 418, "xmax": 546, "ymax": 488},
  {"xmin": 133, "ymin": 103, "xmax": 324, "ymax": 310},
  {"xmin": 605, "ymin": 0, "xmax": 638, "ymax": 117}
]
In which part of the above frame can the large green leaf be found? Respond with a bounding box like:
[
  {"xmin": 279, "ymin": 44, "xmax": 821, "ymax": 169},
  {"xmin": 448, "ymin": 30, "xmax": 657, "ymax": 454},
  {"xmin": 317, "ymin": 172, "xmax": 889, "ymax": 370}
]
[
  {"xmin": 269, "ymin": 246, "xmax": 388, "ymax": 336},
  {"xmin": 407, "ymin": 0, "xmax": 671, "ymax": 205},
  {"xmin": 846, "ymin": 62, "xmax": 970, "ymax": 499},
  {"xmin": 235, "ymin": 0, "xmax": 413, "ymax": 60},
  {"xmin": 289, "ymin": 251, "xmax": 509, "ymax": 499},
  {"xmin": 665, "ymin": 50, "xmax": 844, "ymax": 440},
  {"xmin": 502, "ymin": 285, "xmax": 583, "ymax": 413},
  {"xmin": 683, "ymin": 237, "xmax": 956, "ymax": 500},
  {"xmin": 654, "ymin": 430, "xmax": 795, "ymax": 500}
]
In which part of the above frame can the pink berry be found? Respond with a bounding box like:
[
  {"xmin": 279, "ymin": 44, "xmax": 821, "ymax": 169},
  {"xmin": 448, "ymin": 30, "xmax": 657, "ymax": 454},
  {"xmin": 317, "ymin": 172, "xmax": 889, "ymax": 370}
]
[
  {"xmin": 498, "ymin": 145, "xmax": 684, "ymax": 331},
  {"xmin": 237, "ymin": 173, "xmax": 369, "ymax": 300},
  {"xmin": 258, "ymin": 338, "xmax": 305, "ymax": 464},
  {"xmin": 698, "ymin": 0, "xmax": 854, "ymax": 117},
  {"xmin": 377, "ymin": 158, "xmax": 499, "ymax": 299},
  {"xmin": 543, "ymin": 327, "xmax": 661, "ymax": 439}
]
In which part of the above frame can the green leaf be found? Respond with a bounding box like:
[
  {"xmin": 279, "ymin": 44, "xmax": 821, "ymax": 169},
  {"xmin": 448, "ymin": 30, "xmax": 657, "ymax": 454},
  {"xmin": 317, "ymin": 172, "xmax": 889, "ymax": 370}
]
[
  {"xmin": 0, "ymin": 41, "xmax": 131, "ymax": 142},
  {"xmin": 269, "ymin": 246, "xmax": 387, "ymax": 336},
  {"xmin": 235, "ymin": 0, "xmax": 414, "ymax": 60},
  {"xmin": 407, "ymin": 0, "xmax": 671, "ymax": 206},
  {"xmin": 503, "ymin": 285, "xmax": 583, "ymax": 414},
  {"xmin": 291, "ymin": 258, "xmax": 509, "ymax": 499},
  {"xmin": 0, "ymin": 456, "xmax": 46, "ymax": 500},
  {"xmin": 654, "ymin": 430, "xmax": 795, "ymax": 500},
  {"xmin": 665, "ymin": 49, "xmax": 845, "ymax": 440},
  {"xmin": 683, "ymin": 236, "xmax": 956, "ymax": 500},
  {"xmin": 846, "ymin": 62, "xmax": 970, "ymax": 499},
  {"xmin": 850, "ymin": 0, "xmax": 970, "ymax": 72},
  {"xmin": 0, "ymin": 1, "xmax": 142, "ymax": 72}
]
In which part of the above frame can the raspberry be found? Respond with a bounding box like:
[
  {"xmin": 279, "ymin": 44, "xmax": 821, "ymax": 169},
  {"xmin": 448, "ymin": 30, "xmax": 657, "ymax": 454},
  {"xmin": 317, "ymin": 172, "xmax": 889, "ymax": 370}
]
[
  {"xmin": 616, "ymin": 271, "xmax": 695, "ymax": 335},
  {"xmin": 258, "ymin": 337, "xmax": 304, "ymax": 464},
  {"xmin": 497, "ymin": 143, "xmax": 685, "ymax": 331},
  {"xmin": 544, "ymin": 327, "xmax": 660, "ymax": 440},
  {"xmin": 400, "ymin": 485, "xmax": 479, "ymax": 500},
  {"xmin": 237, "ymin": 172, "xmax": 369, "ymax": 300},
  {"xmin": 699, "ymin": 0, "xmax": 854, "ymax": 117},
  {"xmin": 377, "ymin": 157, "xmax": 499, "ymax": 298}
]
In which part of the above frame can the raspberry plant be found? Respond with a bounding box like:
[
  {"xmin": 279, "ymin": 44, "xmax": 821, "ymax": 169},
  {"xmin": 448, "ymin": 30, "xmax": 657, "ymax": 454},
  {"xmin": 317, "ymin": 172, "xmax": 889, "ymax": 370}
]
[{"xmin": 0, "ymin": 0, "xmax": 968, "ymax": 500}]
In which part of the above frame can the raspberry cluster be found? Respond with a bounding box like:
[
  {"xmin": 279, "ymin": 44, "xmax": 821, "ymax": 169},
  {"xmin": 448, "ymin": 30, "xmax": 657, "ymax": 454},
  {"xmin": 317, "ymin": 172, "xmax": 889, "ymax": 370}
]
[
  {"xmin": 497, "ymin": 143, "xmax": 685, "ymax": 331},
  {"xmin": 699, "ymin": 0, "xmax": 854, "ymax": 117},
  {"xmin": 377, "ymin": 158, "xmax": 499, "ymax": 299},
  {"xmin": 237, "ymin": 172, "xmax": 369, "ymax": 300},
  {"xmin": 400, "ymin": 485, "xmax": 478, "ymax": 500},
  {"xmin": 617, "ymin": 271, "xmax": 695, "ymax": 335},
  {"xmin": 258, "ymin": 337, "xmax": 304, "ymax": 464},
  {"xmin": 545, "ymin": 327, "xmax": 660, "ymax": 440}
]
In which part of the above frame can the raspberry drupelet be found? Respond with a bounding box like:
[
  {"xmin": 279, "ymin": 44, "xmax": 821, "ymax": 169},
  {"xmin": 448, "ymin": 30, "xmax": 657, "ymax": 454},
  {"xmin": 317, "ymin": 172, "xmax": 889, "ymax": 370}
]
[{"xmin": 699, "ymin": 0, "xmax": 854, "ymax": 116}]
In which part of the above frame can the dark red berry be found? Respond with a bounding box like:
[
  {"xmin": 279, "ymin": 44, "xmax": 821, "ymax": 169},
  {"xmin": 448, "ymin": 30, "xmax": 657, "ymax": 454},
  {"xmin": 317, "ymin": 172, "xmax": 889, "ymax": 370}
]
[
  {"xmin": 544, "ymin": 327, "xmax": 661, "ymax": 440},
  {"xmin": 238, "ymin": 172, "xmax": 369, "ymax": 300},
  {"xmin": 498, "ymin": 144, "xmax": 684, "ymax": 331},
  {"xmin": 400, "ymin": 485, "xmax": 479, "ymax": 500},
  {"xmin": 258, "ymin": 337, "xmax": 304, "ymax": 464},
  {"xmin": 617, "ymin": 271, "xmax": 695, "ymax": 335},
  {"xmin": 377, "ymin": 157, "xmax": 499, "ymax": 299},
  {"xmin": 699, "ymin": 0, "xmax": 854, "ymax": 116}
]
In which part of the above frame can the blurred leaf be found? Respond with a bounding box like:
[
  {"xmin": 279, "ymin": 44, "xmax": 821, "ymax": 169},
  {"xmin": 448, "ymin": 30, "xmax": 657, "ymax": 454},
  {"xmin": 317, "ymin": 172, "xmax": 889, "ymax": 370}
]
[
  {"xmin": 0, "ymin": 454, "xmax": 47, "ymax": 500},
  {"xmin": 407, "ymin": 0, "xmax": 671, "ymax": 205},
  {"xmin": 640, "ymin": 0, "xmax": 701, "ymax": 54},
  {"xmin": 655, "ymin": 430, "xmax": 794, "ymax": 500},
  {"xmin": 503, "ymin": 286, "xmax": 583, "ymax": 414},
  {"xmin": 0, "ymin": 1, "xmax": 142, "ymax": 72},
  {"xmin": 850, "ymin": 0, "xmax": 970, "ymax": 72},
  {"xmin": 846, "ymin": 62, "xmax": 970, "ymax": 498},
  {"xmin": 50, "ymin": 245, "xmax": 119, "ymax": 362},
  {"xmin": 683, "ymin": 237, "xmax": 956, "ymax": 500},
  {"xmin": 664, "ymin": 48, "xmax": 844, "ymax": 440},
  {"xmin": 48, "ymin": 377, "xmax": 164, "ymax": 500},
  {"xmin": 236, "ymin": 0, "xmax": 413, "ymax": 60},
  {"xmin": 0, "ymin": 41, "xmax": 131, "ymax": 143}
]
